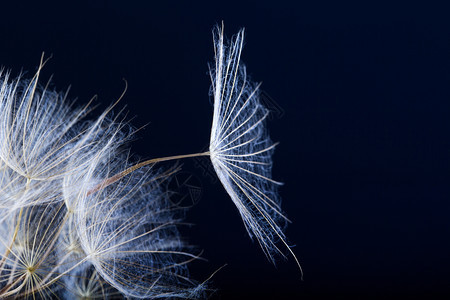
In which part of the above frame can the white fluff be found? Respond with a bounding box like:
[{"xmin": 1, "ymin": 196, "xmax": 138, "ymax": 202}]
[
  {"xmin": 0, "ymin": 71, "xmax": 84, "ymax": 182},
  {"xmin": 0, "ymin": 23, "xmax": 297, "ymax": 299},
  {"xmin": 0, "ymin": 67, "xmax": 203, "ymax": 298},
  {"xmin": 73, "ymin": 152, "xmax": 201, "ymax": 299},
  {"xmin": 209, "ymin": 25, "xmax": 300, "ymax": 269}
]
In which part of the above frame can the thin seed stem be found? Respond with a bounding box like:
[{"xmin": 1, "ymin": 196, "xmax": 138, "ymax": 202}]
[{"xmin": 87, "ymin": 152, "xmax": 210, "ymax": 196}]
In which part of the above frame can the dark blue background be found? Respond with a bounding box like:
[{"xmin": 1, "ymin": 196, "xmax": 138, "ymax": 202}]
[{"xmin": 1, "ymin": 1, "xmax": 450, "ymax": 299}]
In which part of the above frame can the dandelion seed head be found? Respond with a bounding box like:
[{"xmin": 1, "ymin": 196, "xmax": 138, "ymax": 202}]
[
  {"xmin": 0, "ymin": 66, "xmax": 205, "ymax": 298},
  {"xmin": 0, "ymin": 23, "xmax": 292, "ymax": 298}
]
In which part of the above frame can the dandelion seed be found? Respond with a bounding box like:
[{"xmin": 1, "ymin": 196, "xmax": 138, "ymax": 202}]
[
  {"xmin": 0, "ymin": 67, "xmax": 83, "ymax": 183},
  {"xmin": 208, "ymin": 24, "xmax": 301, "ymax": 271},
  {"xmin": 92, "ymin": 24, "xmax": 301, "ymax": 271},
  {"xmin": 0, "ymin": 202, "xmax": 67, "ymax": 299},
  {"xmin": 73, "ymin": 153, "xmax": 202, "ymax": 299}
]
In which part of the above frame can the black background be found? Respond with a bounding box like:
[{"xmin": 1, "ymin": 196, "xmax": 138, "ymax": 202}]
[{"xmin": 1, "ymin": 1, "xmax": 450, "ymax": 299}]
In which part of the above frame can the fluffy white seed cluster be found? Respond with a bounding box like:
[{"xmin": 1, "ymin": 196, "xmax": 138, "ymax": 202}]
[
  {"xmin": 0, "ymin": 24, "xmax": 298, "ymax": 299},
  {"xmin": 0, "ymin": 67, "xmax": 202, "ymax": 298}
]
